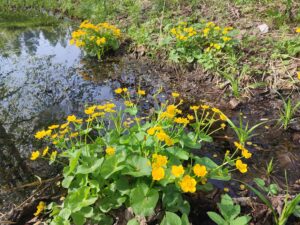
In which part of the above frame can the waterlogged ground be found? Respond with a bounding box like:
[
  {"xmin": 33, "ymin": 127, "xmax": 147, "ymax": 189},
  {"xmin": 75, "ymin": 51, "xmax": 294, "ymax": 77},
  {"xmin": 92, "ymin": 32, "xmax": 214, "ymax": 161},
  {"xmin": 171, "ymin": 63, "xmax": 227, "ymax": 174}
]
[{"xmin": 0, "ymin": 14, "xmax": 300, "ymax": 223}]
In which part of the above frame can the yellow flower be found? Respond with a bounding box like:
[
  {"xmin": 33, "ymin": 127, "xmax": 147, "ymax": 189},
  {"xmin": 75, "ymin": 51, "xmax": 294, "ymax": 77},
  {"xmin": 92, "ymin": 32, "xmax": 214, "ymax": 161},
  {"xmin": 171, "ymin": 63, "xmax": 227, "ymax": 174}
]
[
  {"xmin": 70, "ymin": 132, "xmax": 79, "ymax": 138},
  {"xmin": 152, "ymin": 167, "xmax": 165, "ymax": 181},
  {"xmin": 115, "ymin": 88, "xmax": 123, "ymax": 94},
  {"xmin": 187, "ymin": 114, "xmax": 194, "ymax": 120},
  {"xmin": 85, "ymin": 106, "xmax": 96, "ymax": 115},
  {"xmin": 137, "ymin": 90, "xmax": 146, "ymax": 95},
  {"xmin": 219, "ymin": 113, "xmax": 227, "ymax": 121},
  {"xmin": 203, "ymin": 28, "xmax": 210, "ymax": 37},
  {"xmin": 201, "ymin": 104, "xmax": 210, "ymax": 110},
  {"xmin": 190, "ymin": 105, "xmax": 199, "ymax": 110},
  {"xmin": 67, "ymin": 115, "xmax": 77, "ymax": 122},
  {"xmin": 42, "ymin": 147, "xmax": 49, "ymax": 156},
  {"xmin": 48, "ymin": 125, "xmax": 59, "ymax": 130},
  {"xmin": 170, "ymin": 28, "xmax": 177, "ymax": 35},
  {"xmin": 30, "ymin": 151, "xmax": 40, "ymax": 160},
  {"xmin": 213, "ymin": 43, "xmax": 221, "ymax": 50},
  {"xmin": 242, "ymin": 149, "xmax": 252, "ymax": 159},
  {"xmin": 147, "ymin": 127, "xmax": 156, "ymax": 135},
  {"xmin": 122, "ymin": 88, "xmax": 128, "ymax": 93},
  {"xmin": 224, "ymin": 187, "xmax": 229, "ymax": 192},
  {"xmin": 174, "ymin": 117, "xmax": 189, "ymax": 125},
  {"xmin": 69, "ymin": 39, "xmax": 75, "ymax": 45},
  {"xmin": 106, "ymin": 146, "xmax": 115, "ymax": 156},
  {"xmin": 193, "ymin": 164, "xmax": 207, "ymax": 177},
  {"xmin": 221, "ymin": 123, "xmax": 226, "ymax": 129},
  {"xmin": 50, "ymin": 151, "xmax": 57, "ymax": 161},
  {"xmin": 222, "ymin": 36, "xmax": 231, "ymax": 42},
  {"xmin": 34, "ymin": 130, "xmax": 47, "ymax": 139},
  {"xmin": 60, "ymin": 122, "xmax": 69, "ymax": 129},
  {"xmin": 152, "ymin": 154, "xmax": 168, "ymax": 167},
  {"xmin": 179, "ymin": 175, "xmax": 197, "ymax": 193},
  {"xmin": 124, "ymin": 101, "xmax": 134, "ymax": 107},
  {"xmin": 297, "ymin": 72, "xmax": 300, "ymax": 80},
  {"xmin": 165, "ymin": 136, "xmax": 174, "ymax": 146},
  {"xmin": 34, "ymin": 201, "xmax": 46, "ymax": 216},
  {"xmin": 212, "ymin": 107, "xmax": 221, "ymax": 113},
  {"xmin": 156, "ymin": 131, "xmax": 168, "ymax": 141},
  {"xmin": 234, "ymin": 141, "xmax": 243, "ymax": 150},
  {"xmin": 295, "ymin": 27, "xmax": 300, "ymax": 33},
  {"xmin": 171, "ymin": 165, "xmax": 184, "ymax": 177},
  {"xmin": 172, "ymin": 92, "xmax": 180, "ymax": 98},
  {"xmin": 96, "ymin": 37, "xmax": 106, "ymax": 45},
  {"xmin": 236, "ymin": 159, "xmax": 247, "ymax": 173}
]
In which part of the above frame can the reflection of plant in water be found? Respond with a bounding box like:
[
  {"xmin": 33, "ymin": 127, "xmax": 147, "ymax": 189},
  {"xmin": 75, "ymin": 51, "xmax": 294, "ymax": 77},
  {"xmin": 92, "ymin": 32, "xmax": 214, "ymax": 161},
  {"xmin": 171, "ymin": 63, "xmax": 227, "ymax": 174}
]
[{"xmin": 30, "ymin": 89, "xmax": 253, "ymax": 224}]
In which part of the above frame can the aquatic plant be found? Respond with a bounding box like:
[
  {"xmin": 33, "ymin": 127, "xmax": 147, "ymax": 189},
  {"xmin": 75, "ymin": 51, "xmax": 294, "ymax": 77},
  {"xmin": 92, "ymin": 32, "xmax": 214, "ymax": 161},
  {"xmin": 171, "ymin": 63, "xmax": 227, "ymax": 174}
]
[
  {"xmin": 30, "ymin": 89, "xmax": 252, "ymax": 224},
  {"xmin": 70, "ymin": 20, "xmax": 121, "ymax": 59}
]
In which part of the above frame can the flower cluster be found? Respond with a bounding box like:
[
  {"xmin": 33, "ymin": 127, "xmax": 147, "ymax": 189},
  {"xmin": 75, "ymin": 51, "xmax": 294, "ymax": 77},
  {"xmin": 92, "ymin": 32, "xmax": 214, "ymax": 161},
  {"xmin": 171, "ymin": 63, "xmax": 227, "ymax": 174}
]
[
  {"xmin": 30, "ymin": 88, "xmax": 250, "ymax": 224},
  {"xmin": 167, "ymin": 20, "xmax": 237, "ymax": 67},
  {"xmin": 70, "ymin": 20, "xmax": 121, "ymax": 59}
]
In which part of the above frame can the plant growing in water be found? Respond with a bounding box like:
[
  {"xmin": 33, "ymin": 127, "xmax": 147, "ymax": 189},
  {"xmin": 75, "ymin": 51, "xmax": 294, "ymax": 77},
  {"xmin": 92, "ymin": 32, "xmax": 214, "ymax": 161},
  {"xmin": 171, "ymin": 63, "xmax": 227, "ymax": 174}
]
[
  {"xmin": 30, "ymin": 89, "xmax": 252, "ymax": 224},
  {"xmin": 70, "ymin": 20, "xmax": 121, "ymax": 59}
]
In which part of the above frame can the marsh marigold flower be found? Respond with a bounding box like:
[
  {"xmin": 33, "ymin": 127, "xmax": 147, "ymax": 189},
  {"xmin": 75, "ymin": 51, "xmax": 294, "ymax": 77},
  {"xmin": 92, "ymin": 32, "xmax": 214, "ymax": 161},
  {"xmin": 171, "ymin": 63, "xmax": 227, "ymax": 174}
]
[
  {"xmin": 152, "ymin": 154, "xmax": 168, "ymax": 168},
  {"xmin": 34, "ymin": 201, "xmax": 46, "ymax": 216},
  {"xmin": 42, "ymin": 147, "xmax": 49, "ymax": 156},
  {"xmin": 50, "ymin": 151, "xmax": 57, "ymax": 161},
  {"xmin": 114, "ymin": 88, "xmax": 122, "ymax": 94},
  {"xmin": 67, "ymin": 115, "xmax": 77, "ymax": 122},
  {"xmin": 193, "ymin": 164, "xmax": 207, "ymax": 177},
  {"xmin": 242, "ymin": 149, "xmax": 252, "ymax": 159},
  {"xmin": 172, "ymin": 92, "xmax": 180, "ymax": 98},
  {"xmin": 30, "ymin": 151, "xmax": 40, "ymax": 160},
  {"xmin": 236, "ymin": 159, "xmax": 247, "ymax": 173},
  {"xmin": 190, "ymin": 105, "xmax": 199, "ymax": 110},
  {"xmin": 179, "ymin": 175, "xmax": 197, "ymax": 193},
  {"xmin": 171, "ymin": 165, "xmax": 184, "ymax": 177},
  {"xmin": 137, "ymin": 90, "xmax": 145, "ymax": 95},
  {"xmin": 48, "ymin": 124, "xmax": 59, "ymax": 130},
  {"xmin": 297, "ymin": 72, "xmax": 300, "ymax": 80},
  {"xmin": 34, "ymin": 130, "xmax": 47, "ymax": 139},
  {"xmin": 106, "ymin": 146, "xmax": 115, "ymax": 156},
  {"xmin": 295, "ymin": 27, "xmax": 300, "ymax": 33},
  {"xmin": 152, "ymin": 167, "xmax": 165, "ymax": 181}
]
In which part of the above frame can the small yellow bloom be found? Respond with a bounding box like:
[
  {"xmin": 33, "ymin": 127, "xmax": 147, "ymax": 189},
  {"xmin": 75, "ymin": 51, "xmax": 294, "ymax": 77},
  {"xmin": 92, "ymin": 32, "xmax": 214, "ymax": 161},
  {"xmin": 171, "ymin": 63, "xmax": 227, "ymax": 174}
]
[
  {"xmin": 190, "ymin": 105, "xmax": 200, "ymax": 110},
  {"xmin": 152, "ymin": 167, "xmax": 165, "ymax": 181},
  {"xmin": 221, "ymin": 123, "xmax": 226, "ymax": 129},
  {"xmin": 222, "ymin": 36, "xmax": 231, "ymax": 42},
  {"xmin": 152, "ymin": 154, "xmax": 168, "ymax": 168},
  {"xmin": 114, "ymin": 88, "xmax": 123, "ymax": 94},
  {"xmin": 240, "ymin": 184, "xmax": 246, "ymax": 190},
  {"xmin": 60, "ymin": 122, "xmax": 69, "ymax": 129},
  {"xmin": 50, "ymin": 151, "xmax": 57, "ymax": 161},
  {"xmin": 193, "ymin": 164, "xmax": 207, "ymax": 177},
  {"xmin": 242, "ymin": 149, "xmax": 252, "ymax": 159},
  {"xmin": 30, "ymin": 151, "xmax": 40, "ymax": 160},
  {"xmin": 147, "ymin": 127, "xmax": 156, "ymax": 136},
  {"xmin": 85, "ymin": 106, "xmax": 96, "ymax": 115},
  {"xmin": 34, "ymin": 130, "xmax": 47, "ymax": 139},
  {"xmin": 34, "ymin": 201, "xmax": 46, "ymax": 217},
  {"xmin": 106, "ymin": 146, "xmax": 115, "ymax": 156},
  {"xmin": 67, "ymin": 115, "xmax": 77, "ymax": 122},
  {"xmin": 174, "ymin": 117, "xmax": 189, "ymax": 125},
  {"xmin": 171, "ymin": 165, "xmax": 184, "ymax": 177},
  {"xmin": 295, "ymin": 27, "xmax": 300, "ymax": 33},
  {"xmin": 224, "ymin": 187, "xmax": 229, "ymax": 192},
  {"xmin": 219, "ymin": 113, "xmax": 227, "ymax": 121},
  {"xmin": 137, "ymin": 90, "xmax": 146, "ymax": 95},
  {"xmin": 179, "ymin": 175, "xmax": 197, "ymax": 193},
  {"xmin": 187, "ymin": 114, "xmax": 194, "ymax": 120},
  {"xmin": 172, "ymin": 92, "xmax": 180, "ymax": 98},
  {"xmin": 70, "ymin": 132, "xmax": 79, "ymax": 138},
  {"xmin": 69, "ymin": 39, "xmax": 75, "ymax": 45},
  {"xmin": 42, "ymin": 147, "xmax": 49, "ymax": 156},
  {"xmin": 212, "ymin": 107, "xmax": 221, "ymax": 113},
  {"xmin": 213, "ymin": 43, "xmax": 221, "ymax": 50},
  {"xmin": 122, "ymin": 88, "xmax": 128, "ymax": 93},
  {"xmin": 297, "ymin": 72, "xmax": 300, "ymax": 80},
  {"xmin": 124, "ymin": 101, "xmax": 134, "ymax": 107},
  {"xmin": 236, "ymin": 159, "xmax": 247, "ymax": 173},
  {"xmin": 48, "ymin": 125, "xmax": 59, "ymax": 130}
]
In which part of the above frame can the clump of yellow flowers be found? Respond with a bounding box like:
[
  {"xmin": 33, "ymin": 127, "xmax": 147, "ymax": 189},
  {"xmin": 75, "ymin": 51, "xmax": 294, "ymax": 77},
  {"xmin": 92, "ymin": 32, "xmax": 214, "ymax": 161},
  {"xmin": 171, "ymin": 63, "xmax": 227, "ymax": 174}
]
[
  {"xmin": 168, "ymin": 20, "xmax": 236, "ymax": 67},
  {"xmin": 30, "ymin": 88, "xmax": 252, "ymax": 224},
  {"xmin": 70, "ymin": 20, "xmax": 121, "ymax": 59}
]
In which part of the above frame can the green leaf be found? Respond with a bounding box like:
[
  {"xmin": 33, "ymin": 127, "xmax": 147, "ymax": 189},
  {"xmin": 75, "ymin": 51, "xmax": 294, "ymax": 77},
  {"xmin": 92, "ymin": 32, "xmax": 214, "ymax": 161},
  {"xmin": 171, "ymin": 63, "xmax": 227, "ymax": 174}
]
[
  {"xmin": 160, "ymin": 212, "xmax": 182, "ymax": 225},
  {"xmin": 198, "ymin": 133, "xmax": 213, "ymax": 142},
  {"xmin": 76, "ymin": 158, "xmax": 104, "ymax": 174},
  {"xmin": 166, "ymin": 147, "xmax": 189, "ymax": 160},
  {"xmin": 207, "ymin": 212, "xmax": 226, "ymax": 225},
  {"xmin": 124, "ymin": 155, "xmax": 151, "ymax": 177},
  {"xmin": 62, "ymin": 176, "xmax": 74, "ymax": 188},
  {"xmin": 100, "ymin": 155, "xmax": 125, "ymax": 179},
  {"xmin": 130, "ymin": 183, "xmax": 159, "ymax": 216},
  {"xmin": 127, "ymin": 219, "xmax": 139, "ymax": 225},
  {"xmin": 71, "ymin": 212, "xmax": 85, "ymax": 225},
  {"xmin": 59, "ymin": 208, "xmax": 71, "ymax": 220},
  {"xmin": 125, "ymin": 106, "xmax": 138, "ymax": 116},
  {"xmin": 180, "ymin": 132, "xmax": 201, "ymax": 149},
  {"xmin": 231, "ymin": 216, "xmax": 251, "ymax": 225},
  {"xmin": 64, "ymin": 149, "xmax": 82, "ymax": 176},
  {"xmin": 181, "ymin": 213, "xmax": 190, "ymax": 225}
]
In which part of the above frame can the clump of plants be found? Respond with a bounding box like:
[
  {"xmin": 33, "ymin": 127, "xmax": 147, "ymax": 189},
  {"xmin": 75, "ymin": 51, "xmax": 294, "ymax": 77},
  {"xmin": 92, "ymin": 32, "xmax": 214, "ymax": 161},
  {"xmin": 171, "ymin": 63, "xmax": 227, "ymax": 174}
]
[
  {"xmin": 166, "ymin": 21, "xmax": 238, "ymax": 69},
  {"xmin": 70, "ymin": 20, "xmax": 121, "ymax": 59},
  {"xmin": 30, "ymin": 89, "xmax": 252, "ymax": 224}
]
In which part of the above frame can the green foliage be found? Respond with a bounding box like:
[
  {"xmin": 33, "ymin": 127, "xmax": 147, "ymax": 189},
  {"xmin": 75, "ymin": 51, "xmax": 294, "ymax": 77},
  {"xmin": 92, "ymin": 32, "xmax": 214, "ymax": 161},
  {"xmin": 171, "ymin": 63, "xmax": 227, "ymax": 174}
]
[
  {"xmin": 253, "ymin": 178, "xmax": 279, "ymax": 196},
  {"xmin": 31, "ymin": 89, "xmax": 251, "ymax": 224},
  {"xmin": 207, "ymin": 194, "xmax": 251, "ymax": 225},
  {"xmin": 164, "ymin": 21, "xmax": 238, "ymax": 69},
  {"xmin": 278, "ymin": 97, "xmax": 300, "ymax": 130}
]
